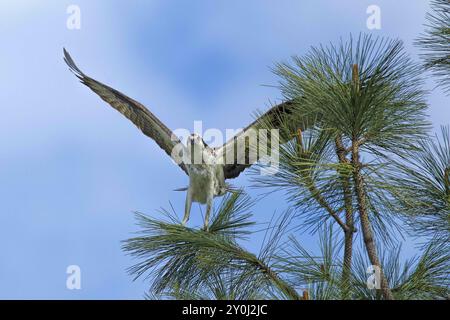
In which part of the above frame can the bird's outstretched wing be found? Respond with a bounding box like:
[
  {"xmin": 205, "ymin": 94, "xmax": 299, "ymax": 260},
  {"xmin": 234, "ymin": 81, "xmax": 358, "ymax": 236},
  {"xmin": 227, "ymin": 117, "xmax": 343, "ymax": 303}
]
[
  {"xmin": 217, "ymin": 101, "xmax": 294, "ymax": 179},
  {"xmin": 63, "ymin": 49, "xmax": 187, "ymax": 175}
]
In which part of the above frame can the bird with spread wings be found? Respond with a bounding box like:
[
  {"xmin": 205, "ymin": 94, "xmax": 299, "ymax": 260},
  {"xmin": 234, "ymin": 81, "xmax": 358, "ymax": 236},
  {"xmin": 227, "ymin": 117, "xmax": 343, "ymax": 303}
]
[{"xmin": 64, "ymin": 49, "xmax": 294, "ymax": 229}]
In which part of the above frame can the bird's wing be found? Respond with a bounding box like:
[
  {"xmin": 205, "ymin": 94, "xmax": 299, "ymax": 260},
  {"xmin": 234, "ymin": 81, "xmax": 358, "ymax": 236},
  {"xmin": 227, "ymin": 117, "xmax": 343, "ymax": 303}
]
[
  {"xmin": 63, "ymin": 49, "xmax": 187, "ymax": 175},
  {"xmin": 216, "ymin": 101, "xmax": 294, "ymax": 179}
]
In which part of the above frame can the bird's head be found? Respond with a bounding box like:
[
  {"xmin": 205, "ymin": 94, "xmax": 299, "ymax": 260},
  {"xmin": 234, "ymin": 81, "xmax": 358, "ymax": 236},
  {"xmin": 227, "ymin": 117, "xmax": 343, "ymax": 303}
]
[
  {"xmin": 187, "ymin": 133, "xmax": 207, "ymax": 149},
  {"xmin": 185, "ymin": 133, "xmax": 209, "ymax": 164}
]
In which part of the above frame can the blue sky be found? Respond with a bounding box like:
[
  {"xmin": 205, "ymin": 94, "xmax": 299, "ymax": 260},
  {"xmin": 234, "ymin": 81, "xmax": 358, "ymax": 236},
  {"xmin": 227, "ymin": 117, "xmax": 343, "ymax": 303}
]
[{"xmin": 0, "ymin": 0, "xmax": 447, "ymax": 299}]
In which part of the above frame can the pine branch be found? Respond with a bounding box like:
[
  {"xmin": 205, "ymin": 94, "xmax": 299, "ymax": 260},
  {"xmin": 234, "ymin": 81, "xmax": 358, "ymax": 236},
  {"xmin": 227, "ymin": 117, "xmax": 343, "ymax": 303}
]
[
  {"xmin": 416, "ymin": 0, "xmax": 450, "ymax": 93},
  {"xmin": 122, "ymin": 192, "xmax": 301, "ymax": 300}
]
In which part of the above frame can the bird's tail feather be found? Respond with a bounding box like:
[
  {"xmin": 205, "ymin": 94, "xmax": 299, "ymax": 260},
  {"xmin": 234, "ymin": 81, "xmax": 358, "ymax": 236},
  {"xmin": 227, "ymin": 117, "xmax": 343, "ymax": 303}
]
[
  {"xmin": 173, "ymin": 186, "xmax": 189, "ymax": 192},
  {"xmin": 173, "ymin": 185, "xmax": 242, "ymax": 194}
]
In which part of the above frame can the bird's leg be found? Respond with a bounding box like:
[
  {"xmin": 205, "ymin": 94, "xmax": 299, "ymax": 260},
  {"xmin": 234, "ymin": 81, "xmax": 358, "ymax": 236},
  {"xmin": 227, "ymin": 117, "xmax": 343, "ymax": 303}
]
[
  {"xmin": 182, "ymin": 188, "xmax": 192, "ymax": 226},
  {"xmin": 203, "ymin": 199, "xmax": 213, "ymax": 231},
  {"xmin": 203, "ymin": 185, "xmax": 214, "ymax": 231}
]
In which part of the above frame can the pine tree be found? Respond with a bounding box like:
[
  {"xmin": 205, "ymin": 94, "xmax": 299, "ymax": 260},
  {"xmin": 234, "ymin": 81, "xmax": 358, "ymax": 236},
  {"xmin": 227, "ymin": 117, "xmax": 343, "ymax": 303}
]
[
  {"xmin": 416, "ymin": 0, "xmax": 450, "ymax": 93},
  {"xmin": 122, "ymin": 34, "xmax": 449, "ymax": 300}
]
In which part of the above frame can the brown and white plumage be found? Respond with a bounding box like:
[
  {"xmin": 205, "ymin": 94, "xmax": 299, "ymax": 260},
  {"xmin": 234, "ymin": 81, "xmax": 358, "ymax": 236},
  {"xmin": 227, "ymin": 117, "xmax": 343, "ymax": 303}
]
[
  {"xmin": 63, "ymin": 49, "xmax": 187, "ymax": 175},
  {"xmin": 216, "ymin": 100, "xmax": 294, "ymax": 179},
  {"xmin": 64, "ymin": 49, "xmax": 293, "ymax": 229}
]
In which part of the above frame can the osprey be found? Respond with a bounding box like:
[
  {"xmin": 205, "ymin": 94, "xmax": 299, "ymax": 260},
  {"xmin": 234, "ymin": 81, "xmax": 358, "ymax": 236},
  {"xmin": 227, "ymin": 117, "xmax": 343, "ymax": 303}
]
[{"xmin": 64, "ymin": 49, "xmax": 293, "ymax": 229}]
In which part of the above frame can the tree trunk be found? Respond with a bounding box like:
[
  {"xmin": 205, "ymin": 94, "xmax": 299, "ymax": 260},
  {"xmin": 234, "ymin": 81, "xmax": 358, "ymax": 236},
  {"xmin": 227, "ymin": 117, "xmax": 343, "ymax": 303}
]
[
  {"xmin": 342, "ymin": 230, "xmax": 353, "ymax": 298},
  {"xmin": 335, "ymin": 136, "xmax": 354, "ymax": 299},
  {"xmin": 351, "ymin": 145, "xmax": 394, "ymax": 300}
]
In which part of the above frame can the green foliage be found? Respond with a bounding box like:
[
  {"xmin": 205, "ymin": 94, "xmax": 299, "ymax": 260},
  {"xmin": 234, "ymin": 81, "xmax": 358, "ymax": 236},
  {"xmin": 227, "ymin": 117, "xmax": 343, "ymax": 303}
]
[
  {"xmin": 251, "ymin": 123, "xmax": 347, "ymax": 234},
  {"xmin": 123, "ymin": 192, "xmax": 300, "ymax": 300},
  {"xmin": 124, "ymin": 192, "xmax": 449, "ymax": 300},
  {"xmin": 392, "ymin": 126, "xmax": 450, "ymax": 245},
  {"xmin": 274, "ymin": 34, "xmax": 429, "ymax": 155},
  {"xmin": 122, "ymin": 34, "xmax": 448, "ymax": 300},
  {"xmin": 276, "ymin": 224, "xmax": 449, "ymax": 300},
  {"xmin": 352, "ymin": 241, "xmax": 449, "ymax": 300},
  {"xmin": 416, "ymin": 0, "xmax": 450, "ymax": 93},
  {"xmin": 253, "ymin": 35, "xmax": 430, "ymax": 247},
  {"xmin": 273, "ymin": 224, "xmax": 348, "ymax": 300}
]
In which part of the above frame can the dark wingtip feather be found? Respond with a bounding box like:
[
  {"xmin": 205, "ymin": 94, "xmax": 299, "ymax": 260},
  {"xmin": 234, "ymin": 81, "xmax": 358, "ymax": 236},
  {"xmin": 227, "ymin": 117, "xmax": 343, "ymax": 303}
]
[{"xmin": 63, "ymin": 48, "xmax": 85, "ymax": 80}]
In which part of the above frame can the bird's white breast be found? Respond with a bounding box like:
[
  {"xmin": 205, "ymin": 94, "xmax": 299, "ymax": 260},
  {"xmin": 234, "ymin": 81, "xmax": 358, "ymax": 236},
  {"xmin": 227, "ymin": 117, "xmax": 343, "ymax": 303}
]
[{"xmin": 189, "ymin": 164, "xmax": 215, "ymax": 204}]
